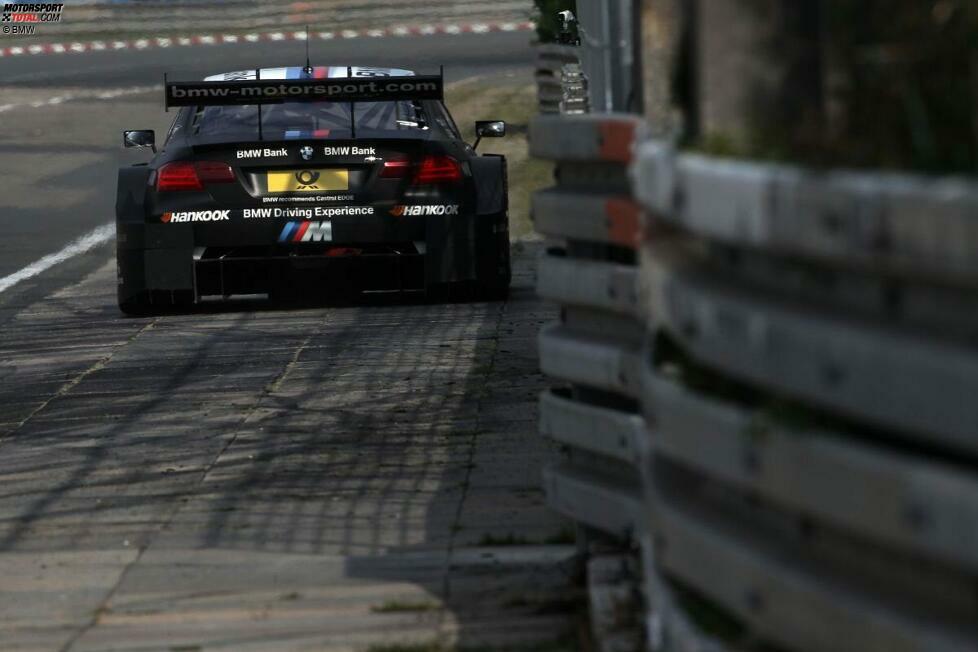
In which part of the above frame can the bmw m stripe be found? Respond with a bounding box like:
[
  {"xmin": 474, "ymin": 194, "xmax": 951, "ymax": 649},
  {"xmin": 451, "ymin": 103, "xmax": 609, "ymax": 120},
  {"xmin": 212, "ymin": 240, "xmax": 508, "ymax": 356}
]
[{"xmin": 278, "ymin": 222, "xmax": 298, "ymax": 243}]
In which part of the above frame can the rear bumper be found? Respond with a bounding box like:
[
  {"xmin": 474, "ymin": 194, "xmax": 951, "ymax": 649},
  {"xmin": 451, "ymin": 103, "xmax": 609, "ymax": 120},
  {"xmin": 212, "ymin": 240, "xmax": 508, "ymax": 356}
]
[
  {"xmin": 117, "ymin": 210, "xmax": 507, "ymax": 301},
  {"xmin": 194, "ymin": 251, "xmax": 426, "ymax": 296}
]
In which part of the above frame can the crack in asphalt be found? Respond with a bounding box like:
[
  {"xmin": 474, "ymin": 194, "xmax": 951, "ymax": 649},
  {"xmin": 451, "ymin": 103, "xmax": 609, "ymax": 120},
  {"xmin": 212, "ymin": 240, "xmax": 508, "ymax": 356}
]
[
  {"xmin": 0, "ymin": 317, "xmax": 159, "ymax": 448},
  {"xmin": 59, "ymin": 314, "xmax": 329, "ymax": 652}
]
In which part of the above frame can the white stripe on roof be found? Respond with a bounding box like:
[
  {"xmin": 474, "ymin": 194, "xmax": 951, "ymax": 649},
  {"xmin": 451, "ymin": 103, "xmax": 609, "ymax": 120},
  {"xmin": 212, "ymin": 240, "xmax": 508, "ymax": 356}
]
[{"xmin": 203, "ymin": 66, "xmax": 416, "ymax": 82}]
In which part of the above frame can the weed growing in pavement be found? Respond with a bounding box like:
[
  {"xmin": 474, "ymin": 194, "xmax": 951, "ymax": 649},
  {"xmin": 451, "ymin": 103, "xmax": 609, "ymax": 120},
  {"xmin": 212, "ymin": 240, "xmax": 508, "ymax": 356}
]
[{"xmin": 371, "ymin": 600, "xmax": 441, "ymax": 614}]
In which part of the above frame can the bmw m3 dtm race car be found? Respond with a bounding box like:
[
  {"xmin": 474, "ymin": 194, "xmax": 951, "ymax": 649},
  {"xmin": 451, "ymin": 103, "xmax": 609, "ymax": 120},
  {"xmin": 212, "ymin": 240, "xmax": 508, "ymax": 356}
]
[{"xmin": 116, "ymin": 65, "xmax": 511, "ymax": 314}]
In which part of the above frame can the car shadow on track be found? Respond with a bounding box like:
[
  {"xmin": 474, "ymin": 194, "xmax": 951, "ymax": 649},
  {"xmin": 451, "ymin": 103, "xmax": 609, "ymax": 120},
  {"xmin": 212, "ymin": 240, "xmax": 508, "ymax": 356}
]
[{"xmin": 0, "ymin": 241, "xmax": 580, "ymax": 650}]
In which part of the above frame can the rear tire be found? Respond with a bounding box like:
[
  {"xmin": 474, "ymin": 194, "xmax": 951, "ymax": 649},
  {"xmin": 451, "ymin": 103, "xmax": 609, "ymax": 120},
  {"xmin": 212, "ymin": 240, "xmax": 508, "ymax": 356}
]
[
  {"xmin": 479, "ymin": 283, "xmax": 510, "ymax": 301},
  {"xmin": 118, "ymin": 294, "xmax": 153, "ymax": 317},
  {"xmin": 479, "ymin": 236, "xmax": 511, "ymax": 301},
  {"xmin": 118, "ymin": 290, "xmax": 193, "ymax": 317}
]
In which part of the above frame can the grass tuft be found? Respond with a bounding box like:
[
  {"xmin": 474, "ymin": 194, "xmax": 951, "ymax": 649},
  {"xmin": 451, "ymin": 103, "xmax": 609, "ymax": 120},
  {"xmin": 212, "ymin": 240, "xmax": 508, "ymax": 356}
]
[{"xmin": 371, "ymin": 600, "xmax": 441, "ymax": 614}]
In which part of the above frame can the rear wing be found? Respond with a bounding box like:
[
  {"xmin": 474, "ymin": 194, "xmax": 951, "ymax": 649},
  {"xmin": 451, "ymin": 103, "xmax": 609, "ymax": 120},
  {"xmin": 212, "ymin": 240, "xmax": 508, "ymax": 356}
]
[{"xmin": 164, "ymin": 72, "xmax": 444, "ymax": 109}]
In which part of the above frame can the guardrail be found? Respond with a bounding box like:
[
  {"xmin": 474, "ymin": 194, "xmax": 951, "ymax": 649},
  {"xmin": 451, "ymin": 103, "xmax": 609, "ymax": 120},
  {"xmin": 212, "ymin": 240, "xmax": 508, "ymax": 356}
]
[
  {"xmin": 532, "ymin": 83, "xmax": 978, "ymax": 652},
  {"xmin": 529, "ymin": 113, "xmax": 646, "ymax": 649},
  {"xmin": 633, "ymin": 143, "xmax": 978, "ymax": 651},
  {"xmin": 27, "ymin": 0, "xmax": 532, "ymax": 39},
  {"xmin": 535, "ymin": 44, "xmax": 589, "ymax": 115}
]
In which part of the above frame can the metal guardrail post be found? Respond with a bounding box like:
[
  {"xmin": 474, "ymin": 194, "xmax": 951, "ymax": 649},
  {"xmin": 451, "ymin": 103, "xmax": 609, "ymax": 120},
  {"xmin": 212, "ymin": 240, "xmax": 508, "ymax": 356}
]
[{"xmin": 576, "ymin": 0, "xmax": 635, "ymax": 113}]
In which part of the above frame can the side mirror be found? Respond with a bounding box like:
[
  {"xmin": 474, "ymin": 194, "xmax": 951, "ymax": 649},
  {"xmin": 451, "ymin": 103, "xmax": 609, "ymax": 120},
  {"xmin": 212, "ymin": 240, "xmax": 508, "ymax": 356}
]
[
  {"xmin": 474, "ymin": 120, "xmax": 506, "ymax": 150},
  {"xmin": 123, "ymin": 129, "xmax": 156, "ymax": 153}
]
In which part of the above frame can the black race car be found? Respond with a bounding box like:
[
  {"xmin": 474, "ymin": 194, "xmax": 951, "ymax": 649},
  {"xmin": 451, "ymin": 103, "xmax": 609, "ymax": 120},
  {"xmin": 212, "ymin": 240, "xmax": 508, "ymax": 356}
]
[{"xmin": 115, "ymin": 66, "xmax": 511, "ymax": 314}]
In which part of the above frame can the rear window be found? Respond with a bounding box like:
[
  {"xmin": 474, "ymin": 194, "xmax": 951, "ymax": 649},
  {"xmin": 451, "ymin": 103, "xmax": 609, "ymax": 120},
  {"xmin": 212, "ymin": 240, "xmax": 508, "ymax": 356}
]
[{"xmin": 190, "ymin": 100, "xmax": 445, "ymax": 140}]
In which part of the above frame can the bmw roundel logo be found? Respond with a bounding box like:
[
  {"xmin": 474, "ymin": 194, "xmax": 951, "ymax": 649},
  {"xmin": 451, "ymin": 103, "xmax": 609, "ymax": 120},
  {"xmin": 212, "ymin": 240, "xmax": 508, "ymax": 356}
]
[{"xmin": 300, "ymin": 145, "xmax": 314, "ymax": 161}]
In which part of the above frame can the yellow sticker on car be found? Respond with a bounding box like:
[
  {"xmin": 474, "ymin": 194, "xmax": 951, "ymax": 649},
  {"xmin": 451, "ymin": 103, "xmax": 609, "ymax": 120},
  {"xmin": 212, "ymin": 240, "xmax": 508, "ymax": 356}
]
[{"xmin": 267, "ymin": 169, "xmax": 349, "ymax": 193}]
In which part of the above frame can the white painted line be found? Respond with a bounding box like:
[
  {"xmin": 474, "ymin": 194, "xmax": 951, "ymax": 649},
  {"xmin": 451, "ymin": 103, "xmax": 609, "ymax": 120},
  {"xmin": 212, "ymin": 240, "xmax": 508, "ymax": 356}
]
[
  {"xmin": 0, "ymin": 223, "xmax": 114, "ymax": 295},
  {"xmin": 0, "ymin": 21, "xmax": 537, "ymax": 58},
  {"xmin": 0, "ymin": 85, "xmax": 162, "ymax": 114}
]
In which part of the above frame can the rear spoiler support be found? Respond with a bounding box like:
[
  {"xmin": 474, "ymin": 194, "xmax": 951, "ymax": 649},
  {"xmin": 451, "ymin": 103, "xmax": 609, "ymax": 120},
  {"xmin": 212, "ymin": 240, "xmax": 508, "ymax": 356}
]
[
  {"xmin": 348, "ymin": 66, "xmax": 356, "ymax": 140},
  {"xmin": 256, "ymin": 68, "xmax": 263, "ymax": 142}
]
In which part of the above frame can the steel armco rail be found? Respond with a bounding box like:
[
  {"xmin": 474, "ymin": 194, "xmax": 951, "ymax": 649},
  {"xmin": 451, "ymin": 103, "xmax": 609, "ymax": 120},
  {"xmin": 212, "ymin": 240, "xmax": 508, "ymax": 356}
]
[
  {"xmin": 529, "ymin": 113, "xmax": 647, "ymax": 648},
  {"xmin": 533, "ymin": 114, "xmax": 978, "ymax": 652},
  {"xmin": 634, "ymin": 141, "xmax": 978, "ymax": 651}
]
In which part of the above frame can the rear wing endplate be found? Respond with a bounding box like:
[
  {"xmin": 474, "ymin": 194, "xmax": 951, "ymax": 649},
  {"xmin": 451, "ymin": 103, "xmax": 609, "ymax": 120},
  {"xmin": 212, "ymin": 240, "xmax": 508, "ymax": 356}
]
[{"xmin": 164, "ymin": 74, "xmax": 444, "ymax": 109}]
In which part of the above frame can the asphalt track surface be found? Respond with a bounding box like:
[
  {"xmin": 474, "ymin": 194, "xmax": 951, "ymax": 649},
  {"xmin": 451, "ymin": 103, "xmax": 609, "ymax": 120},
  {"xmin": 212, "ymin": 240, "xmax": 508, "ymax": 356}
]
[{"xmin": 0, "ymin": 31, "xmax": 576, "ymax": 651}]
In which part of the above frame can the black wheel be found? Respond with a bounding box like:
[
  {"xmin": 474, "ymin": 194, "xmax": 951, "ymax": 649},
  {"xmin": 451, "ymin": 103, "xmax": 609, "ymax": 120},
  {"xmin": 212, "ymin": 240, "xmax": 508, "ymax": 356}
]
[
  {"xmin": 118, "ymin": 295, "xmax": 153, "ymax": 316},
  {"xmin": 479, "ymin": 237, "xmax": 511, "ymax": 301},
  {"xmin": 118, "ymin": 289, "xmax": 193, "ymax": 316},
  {"xmin": 479, "ymin": 283, "xmax": 510, "ymax": 301}
]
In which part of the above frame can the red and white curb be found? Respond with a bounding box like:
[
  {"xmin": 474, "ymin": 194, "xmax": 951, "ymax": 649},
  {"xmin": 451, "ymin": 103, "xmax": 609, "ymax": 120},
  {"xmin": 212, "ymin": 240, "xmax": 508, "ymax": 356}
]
[{"xmin": 0, "ymin": 21, "xmax": 535, "ymax": 58}]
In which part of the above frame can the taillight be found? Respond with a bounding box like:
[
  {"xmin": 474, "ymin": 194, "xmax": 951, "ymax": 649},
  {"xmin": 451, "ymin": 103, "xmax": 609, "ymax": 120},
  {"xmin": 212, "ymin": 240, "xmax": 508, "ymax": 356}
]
[
  {"xmin": 414, "ymin": 155, "xmax": 461, "ymax": 184},
  {"xmin": 156, "ymin": 161, "xmax": 234, "ymax": 191},
  {"xmin": 196, "ymin": 161, "xmax": 236, "ymax": 184},
  {"xmin": 380, "ymin": 159, "xmax": 411, "ymax": 178},
  {"xmin": 157, "ymin": 162, "xmax": 201, "ymax": 191}
]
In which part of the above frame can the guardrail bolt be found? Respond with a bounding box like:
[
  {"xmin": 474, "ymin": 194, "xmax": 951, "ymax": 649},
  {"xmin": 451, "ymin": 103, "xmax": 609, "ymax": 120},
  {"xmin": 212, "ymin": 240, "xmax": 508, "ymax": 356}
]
[
  {"xmin": 742, "ymin": 447, "xmax": 761, "ymax": 475},
  {"xmin": 819, "ymin": 210, "xmax": 844, "ymax": 235},
  {"xmin": 903, "ymin": 504, "xmax": 931, "ymax": 532},
  {"xmin": 820, "ymin": 362, "xmax": 845, "ymax": 387},
  {"xmin": 671, "ymin": 186, "xmax": 685, "ymax": 213},
  {"xmin": 745, "ymin": 588, "xmax": 765, "ymax": 613},
  {"xmin": 883, "ymin": 282, "xmax": 903, "ymax": 314}
]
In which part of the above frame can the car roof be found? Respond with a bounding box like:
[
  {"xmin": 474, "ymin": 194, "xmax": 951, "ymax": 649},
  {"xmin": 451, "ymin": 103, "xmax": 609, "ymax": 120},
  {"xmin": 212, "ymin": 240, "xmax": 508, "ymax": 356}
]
[{"xmin": 204, "ymin": 66, "xmax": 416, "ymax": 81}]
